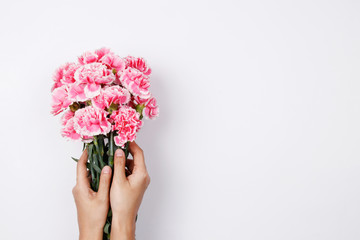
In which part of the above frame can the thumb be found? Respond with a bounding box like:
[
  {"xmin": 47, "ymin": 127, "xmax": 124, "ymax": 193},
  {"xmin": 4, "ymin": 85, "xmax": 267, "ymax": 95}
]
[
  {"xmin": 97, "ymin": 166, "xmax": 112, "ymax": 198},
  {"xmin": 113, "ymin": 149, "xmax": 127, "ymax": 183}
]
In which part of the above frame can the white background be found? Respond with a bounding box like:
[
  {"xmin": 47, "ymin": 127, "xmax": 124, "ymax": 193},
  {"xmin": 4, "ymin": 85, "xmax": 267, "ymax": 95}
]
[{"xmin": 0, "ymin": 0, "xmax": 359, "ymax": 239}]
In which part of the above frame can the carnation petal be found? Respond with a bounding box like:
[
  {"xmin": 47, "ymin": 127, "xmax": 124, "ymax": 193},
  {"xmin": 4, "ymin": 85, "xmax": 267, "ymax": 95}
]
[
  {"xmin": 51, "ymin": 85, "xmax": 72, "ymax": 116},
  {"xmin": 73, "ymin": 106, "xmax": 112, "ymax": 136},
  {"xmin": 84, "ymin": 83, "xmax": 101, "ymax": 98},
  {"xmin": 119, "ymin": 68, "xmax": 151, "ymax": 99},
  {"xmin": 110, "ymin": 106, "xmax": 142, "ymax": 147}
]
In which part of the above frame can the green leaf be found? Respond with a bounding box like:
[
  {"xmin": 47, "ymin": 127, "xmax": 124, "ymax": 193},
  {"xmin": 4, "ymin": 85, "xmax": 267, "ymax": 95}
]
[
  {"xmin": 71, "ymin": 157, "xmax": 79, "ymax": 162},
  {"xmin": 103, "ymin": 222, "xmax": 111, "ymax": 234}
]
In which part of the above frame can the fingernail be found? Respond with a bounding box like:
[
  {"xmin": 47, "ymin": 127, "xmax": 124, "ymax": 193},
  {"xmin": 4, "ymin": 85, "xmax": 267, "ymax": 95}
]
[
  {"xmin": 103, "ymin": 166, "xmax": 110, "ymax": 174},
  {"xmin": 115, "ymin": 149, "xmax": 123, "ymax": 157}
]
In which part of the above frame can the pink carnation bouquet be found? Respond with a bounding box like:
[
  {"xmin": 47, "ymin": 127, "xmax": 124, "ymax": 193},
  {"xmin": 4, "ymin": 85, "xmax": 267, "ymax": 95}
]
[{"xmin": 50, "ymin": 48, "xmax": 159, "ymax": 239}]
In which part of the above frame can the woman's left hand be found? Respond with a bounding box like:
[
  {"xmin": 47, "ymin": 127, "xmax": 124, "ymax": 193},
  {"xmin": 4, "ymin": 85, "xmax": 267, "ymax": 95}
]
[{"xmin": 72, "ymin": 148, "xmax": 112, "ymax": 240}]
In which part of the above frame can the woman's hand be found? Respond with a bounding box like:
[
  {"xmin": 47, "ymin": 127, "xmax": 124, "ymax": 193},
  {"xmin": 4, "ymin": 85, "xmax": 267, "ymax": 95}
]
[
  {"xmin": 72, "ymin": 148, "xmax": 113, "ymax": 240},
  {"xmin": 110, "ymin": 141, "xmax": 151, "ymax": 240}
]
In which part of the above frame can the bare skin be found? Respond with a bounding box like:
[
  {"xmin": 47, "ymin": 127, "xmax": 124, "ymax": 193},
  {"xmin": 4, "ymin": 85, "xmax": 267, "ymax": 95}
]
[
  {"xmin": 110, "ymin": 142, "xmax": 151, "ymax": 240},
  {"xmin": 72, "ymin": 141, "xmax": 150, "ymax": 240}
]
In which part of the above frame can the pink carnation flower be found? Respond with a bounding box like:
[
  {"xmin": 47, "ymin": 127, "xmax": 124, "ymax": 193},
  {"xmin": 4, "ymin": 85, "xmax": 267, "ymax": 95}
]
[
  {"xmin": 61, "ymin": 118, "xmax": 81, "ymax": 140},
  {"xmin": 73, "ymin": 106, "xmax": 112, "ymax": 136},
  {"xmin": 52, "ymin": 67, "xmax": 64, "ymax": 91},
  {"xmin": 51, "ymin": 62, "xmax": 80, "ymax": 91},
  {"xmin": 119, "ymin": 68, "xmax": 151, "ymax": 99},
  {"xmin": 135, "ymin": 95, "xmax": 159, "ymax": 119},
  {"xmin": 92, "ymin": 86, "xmax": 130, "ymax": 110},
  {"xmin": 110, "ymin": 106, "xmax": 143, "ymax": 147},
  {"xmin": 74, "ymin": 62, "xmax": 115, "ymax": 99},
  {"xmin": 124, "ymin": 56, "xmax": 152, "ymax": 75},
  {"xmin": 61, "ymin": 110, "xmax": 75, "ymax": 126},
  {"xmin": 95, "ymin": 47, "xmax": 112, "ymax": 60},
  {"xmin": 51, "ymin": 85, "xmax": 72, "ymax": 116},
  {"xmin": 78, "ymin": 51, "xmax": 98, "ymax": 65},
  {"xmin": 68, "ymin": 82, "xmax": 87, "ymax": 102},
  {"xmin": 99, "ymin": 53, "xmax": 126, "ymax": 72}
]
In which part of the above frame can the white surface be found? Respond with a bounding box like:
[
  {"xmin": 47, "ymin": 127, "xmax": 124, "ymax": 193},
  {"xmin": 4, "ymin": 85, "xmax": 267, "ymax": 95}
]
[{"xmin": 0, "ymin": 0, "xmax": 359, "ymax": 239}]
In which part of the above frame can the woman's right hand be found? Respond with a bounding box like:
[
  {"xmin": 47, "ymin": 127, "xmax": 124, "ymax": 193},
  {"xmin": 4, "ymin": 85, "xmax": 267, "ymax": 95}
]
[{"xmin": 110, "ymin": 141, "xmax": 151, "ymax": 239}]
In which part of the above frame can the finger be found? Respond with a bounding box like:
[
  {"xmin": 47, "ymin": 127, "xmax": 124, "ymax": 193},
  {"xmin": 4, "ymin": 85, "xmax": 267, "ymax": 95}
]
[
  {"xmin": 113, "ymin": 149, "xmax": 127, "ymax": 183},
  {"xmin": 76, "ymin": 148, "xmax": 89, "ymax": 186},
  {"xmin": 97, "ymin": 166, "xmax": 112, "ymax": 199},
  {"xmin": 129, "ymin": 141, "xmax": 146, "ymax": 173}
]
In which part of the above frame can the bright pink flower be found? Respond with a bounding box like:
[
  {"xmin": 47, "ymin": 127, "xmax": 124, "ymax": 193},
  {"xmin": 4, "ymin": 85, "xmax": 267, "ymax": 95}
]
[
  {"xmin": 68, "ymin": 83, "xmax": 87, "ymax": 102},
  {"xmin": 78, "ymin": 51, "xmax": 98, "ymax": 65},
  {"xmin": 61, "ymin": 118, "xmax": 81, "ymax": 140},
  {"xmin": 110, "ymin": 106, "xmax": 143, "ymax": 147},
  {"xmin": 62, "ymin": 63, "xmax": 80, "ymax": 84},
  {"xmin": 119, "ymin": 68, "xmax": 151, "ymax": 99},
  {"xmin": 51, "ymin": 62, "xmax": 80, "ymax": 91},
  {"xmin": 99, "ymin": 53, "xmax": 126, "ymax": 72},
  {"xmin": 144, "ymin": 102, "xmax": 159, "ymax": 119},
  {"xmin": 135, "ymin": 96, "xmax": 159, "ymax": 119},
  {"xmin": 74, "ymin": 63, "xmax": 115, "ymax": 98},
  {"xmin": 92, "ymin": 86, "xmax": 130, "ymax": 110},
  {"xmin": 61, "ymin": 110, "xmax": 75, "ymax": 126},
  {"xmin": 52, "ymin": 66, "xmax": 64, "ymax": 91},
  {"xmin": 95, "ymin": 47, "xmax": 112, "ymax": 60},
  {"xmin": 51, "ymin": 85, "xmax": 72, "ymax": 116},
  {"xmin": 73, "ymin": 106, "xmax": 112, "ymax": 136},
  {"xmin": 124, "ymin": 56, "xmax": 152, "ymax": 75}
]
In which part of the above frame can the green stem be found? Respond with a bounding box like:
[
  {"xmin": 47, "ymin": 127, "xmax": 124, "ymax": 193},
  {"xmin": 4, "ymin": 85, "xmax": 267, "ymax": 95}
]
[
  {"xmin": 124, "ymin": 141, "xmax": 130, "ymax": 159},
  {"xmin": 88, "ymin": 144, "xmax": 96, "ymax": 190},
  {"xmin": 94, "ymin": 136, "xmax": 105, "ymax": 168},
  {"xmin": 108, "ymin": 131, "xmax": 115, "ymax": 168},
  {"xmin": 92, "ymin": 150, "xmax": 100, "ymax": 191}
]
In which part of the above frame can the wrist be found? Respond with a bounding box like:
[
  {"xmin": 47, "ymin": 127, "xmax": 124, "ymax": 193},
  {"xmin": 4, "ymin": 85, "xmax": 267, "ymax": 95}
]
[
  {"xmin": 79, "ymin": 232, "xmax": 102, "ymax": 240},
  {"xmin": 111, "ymin": 215, "xmax": 136, "ymax": 240},
  {"xmin": 79, "ymin": 226, "xmax": 103, "ymax": 240}
]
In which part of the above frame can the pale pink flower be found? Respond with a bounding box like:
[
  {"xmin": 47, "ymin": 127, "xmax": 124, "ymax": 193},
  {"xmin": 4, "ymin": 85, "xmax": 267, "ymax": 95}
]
[
  {"xmin": 51, "ymin": 85, "xmax": 72, "ymax": 116},
  {"xmin": 61, "ymin": 110, "xmax": 75, "ymax": 126},
  {"xmin": 92, "ymin": 86, "xmax": 130, "ymax": 110},
  {"xmin": 74, "ymin": 62, "xmax": 115, "ymax": 98},
  {"xmin": 51, "ymin": 62, "xmax": 80, "ymax": 91},
  {"xmin": 124, "ymin": 56, "xmax": 152, "ymax": 75},
  {"xmin": 61, "ymin": 118, "xmax": 81, "ymax": 140},
  {"xmin": 73, "ymin": 106, "xmax": 112, "ymax": 136},
  {"xmin": 110, "ymin": 106, "xmax": 143, "ymax": 147},
  {"xmin": 119, "ymin": 68, "xmax": 151, "ymax": 99},
  {"xmin": 99, "ymin": 53, "xmax": 126, "ymax": 72},
  {"xmin": 78, "ymin": 51, "xmax": 98, "ymax": 65},
  {"xmin": 135, "ymin": 96, "xmax": 159, "ymax": 119}
]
